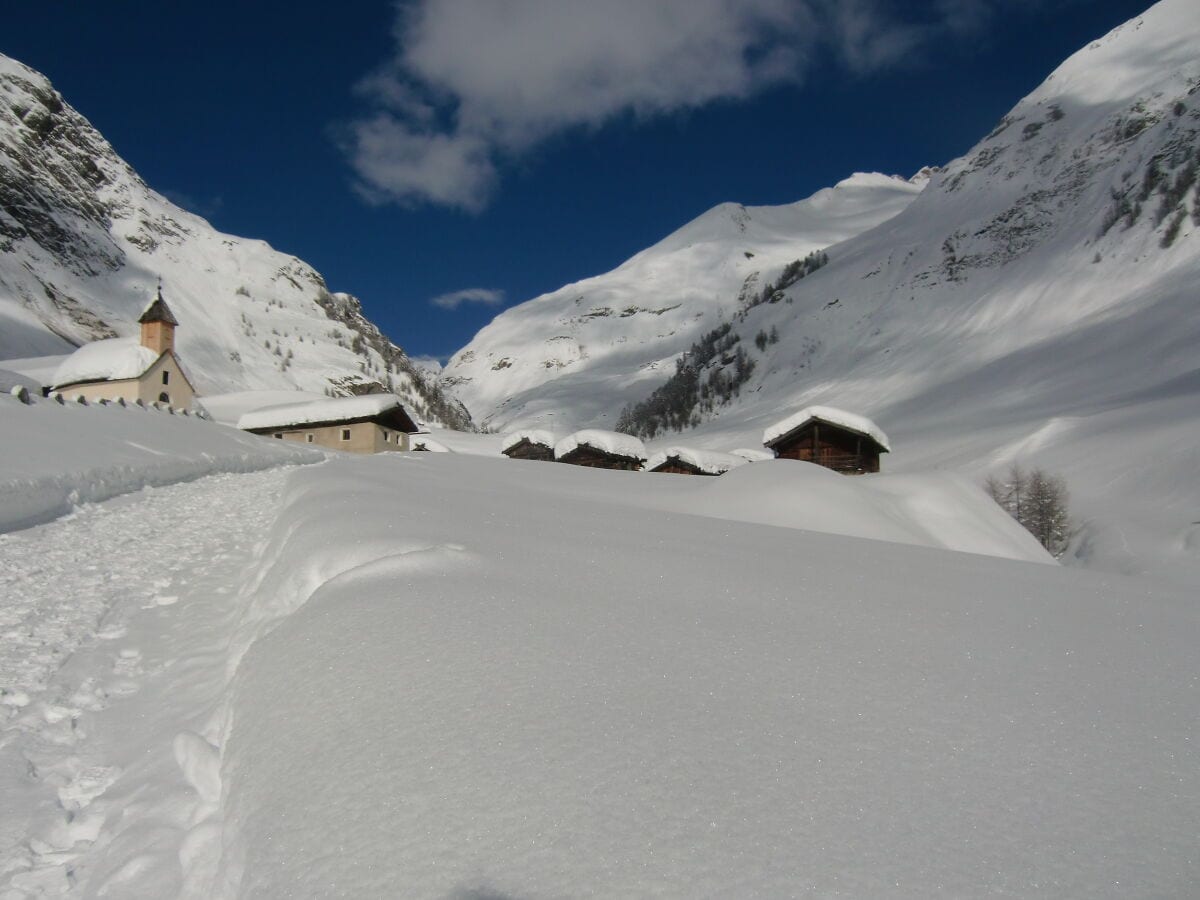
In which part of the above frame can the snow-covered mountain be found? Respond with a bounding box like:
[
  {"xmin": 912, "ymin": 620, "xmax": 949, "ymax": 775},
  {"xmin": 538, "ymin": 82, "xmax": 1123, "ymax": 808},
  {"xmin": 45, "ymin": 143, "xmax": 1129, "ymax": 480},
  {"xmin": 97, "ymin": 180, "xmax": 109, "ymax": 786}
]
[
  {"xmin": 446, "ymin": 0, "xmax": 1200, "ymax": 583},
  {"xmin": 0, "ymin": 54, "xmax": 471, "ymax": 428},
  {"xmin": 441, "ymin": 172, "xmax": 924, "ymax": 429}
]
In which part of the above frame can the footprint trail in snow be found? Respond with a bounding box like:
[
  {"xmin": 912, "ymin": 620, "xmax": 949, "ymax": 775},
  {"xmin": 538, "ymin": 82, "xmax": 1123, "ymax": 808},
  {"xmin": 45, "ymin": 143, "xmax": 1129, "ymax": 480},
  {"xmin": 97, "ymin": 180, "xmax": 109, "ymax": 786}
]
[{"xmin": 0, "ymin": 467, "xmax": 292, "ymax": 897}]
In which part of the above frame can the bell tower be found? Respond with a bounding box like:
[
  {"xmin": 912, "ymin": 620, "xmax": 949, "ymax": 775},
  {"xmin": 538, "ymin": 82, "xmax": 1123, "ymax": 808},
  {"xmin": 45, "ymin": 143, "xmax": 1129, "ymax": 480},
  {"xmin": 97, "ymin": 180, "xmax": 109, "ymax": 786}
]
[{"xmin": 138, "ymin": 285, "xmax": 179, "ymax": 355}]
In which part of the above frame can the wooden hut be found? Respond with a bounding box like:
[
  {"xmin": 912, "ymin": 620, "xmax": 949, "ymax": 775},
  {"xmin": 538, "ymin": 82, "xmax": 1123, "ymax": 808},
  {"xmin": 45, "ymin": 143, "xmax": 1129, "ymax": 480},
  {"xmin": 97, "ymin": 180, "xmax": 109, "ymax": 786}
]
[
  {"xmin": 555, "ymin": 429, "xmax": 646, "ymax": 471},
  {"xmin": 763, "ymin": 405, "xmax": 889, "ymax": 474},
  {"xmin": 645, "ymin": 447, "xmax": 747, "ymax": 476},
  {"xmin": 500, "ymin": 429, "xmax": 556, "ymax": 461}
]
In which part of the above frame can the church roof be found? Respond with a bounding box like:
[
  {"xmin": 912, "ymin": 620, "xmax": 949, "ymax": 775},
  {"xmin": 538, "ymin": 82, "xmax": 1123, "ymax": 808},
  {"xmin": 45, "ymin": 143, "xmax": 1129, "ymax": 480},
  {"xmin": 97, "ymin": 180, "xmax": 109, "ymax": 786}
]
[
  {"xmin": 138, "ymin": 289, "xmax": 179, "ymax": 326},
  {"xmin": 51, "ymin": 337, "xmax": 159, "ymax": 388}
]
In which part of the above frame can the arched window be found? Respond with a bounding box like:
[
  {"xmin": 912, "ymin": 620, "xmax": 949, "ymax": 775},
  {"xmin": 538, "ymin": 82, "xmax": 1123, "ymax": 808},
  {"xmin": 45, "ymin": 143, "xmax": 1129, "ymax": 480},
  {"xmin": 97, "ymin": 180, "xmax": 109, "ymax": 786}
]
[{"xmin": 158, "ymin": 392, "xmax": 170, "ymax": 403}]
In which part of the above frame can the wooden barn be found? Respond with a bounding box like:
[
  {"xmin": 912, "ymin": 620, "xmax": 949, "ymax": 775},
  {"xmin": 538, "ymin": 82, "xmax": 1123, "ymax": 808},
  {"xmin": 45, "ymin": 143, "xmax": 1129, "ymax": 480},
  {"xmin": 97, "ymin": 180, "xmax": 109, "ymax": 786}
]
[
  {"xmin": 645, "ymin": 447, "xmax": 747, "ymax": 477},
  {"xmin": 555, "ymin": 429, "xmax": 646, "ymax": 471},
  {"xmin": 500, "ymin": 429, "xmax": 556, "ymax": 461},
  {"xmin": 763, "ymin": 405, "xmax": 890, "ymax": 474}
]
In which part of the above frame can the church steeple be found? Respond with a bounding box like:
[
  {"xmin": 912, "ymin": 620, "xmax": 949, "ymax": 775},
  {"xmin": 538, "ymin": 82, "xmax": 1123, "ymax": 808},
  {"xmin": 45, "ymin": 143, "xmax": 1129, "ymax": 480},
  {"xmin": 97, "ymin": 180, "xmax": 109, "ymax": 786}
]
[{"xmin": 138, "ymin": 284, "xmax": 179, "ymax": 355}]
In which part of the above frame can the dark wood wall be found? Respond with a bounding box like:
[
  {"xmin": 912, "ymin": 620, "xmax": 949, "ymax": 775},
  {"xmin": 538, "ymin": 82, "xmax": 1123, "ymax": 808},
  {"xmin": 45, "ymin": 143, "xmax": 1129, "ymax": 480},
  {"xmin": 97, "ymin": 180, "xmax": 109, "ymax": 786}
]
[
  {"xmin": 773, "ymin": 423, "xmax": 881, "ymax": 474},
  {"xmin": 503, "ymin": 440, "xmax": 555, "ymax": 461},
  {"xmin": 558, "ymin": 446, "xmax": 643, "ymax": 471}
]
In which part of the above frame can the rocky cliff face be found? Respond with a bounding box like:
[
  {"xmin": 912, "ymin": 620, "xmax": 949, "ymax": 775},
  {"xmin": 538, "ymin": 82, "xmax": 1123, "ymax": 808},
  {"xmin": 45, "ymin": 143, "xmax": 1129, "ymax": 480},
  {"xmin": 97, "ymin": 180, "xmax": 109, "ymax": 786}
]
[{"xmin": 0, "ymin": 54, "xmax": 471, "ymax": 429}]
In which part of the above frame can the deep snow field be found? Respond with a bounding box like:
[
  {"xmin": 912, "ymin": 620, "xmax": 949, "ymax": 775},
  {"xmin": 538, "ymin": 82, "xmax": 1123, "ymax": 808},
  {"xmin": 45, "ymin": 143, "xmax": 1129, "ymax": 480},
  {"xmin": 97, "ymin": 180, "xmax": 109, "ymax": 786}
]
[{"xmin": 1, "ymin": 397, "xmax": 1197, "ymax": 898}]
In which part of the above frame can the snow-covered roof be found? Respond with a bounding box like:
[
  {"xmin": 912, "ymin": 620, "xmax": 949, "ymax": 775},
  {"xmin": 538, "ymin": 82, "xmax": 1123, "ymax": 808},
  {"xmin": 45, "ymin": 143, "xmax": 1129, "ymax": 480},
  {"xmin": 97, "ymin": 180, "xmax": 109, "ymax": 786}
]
[
  {"xmin": 500, "ymin": 429, "xmax": 558, "ymax": 453},
  {"xmin": 763, "ymin": 405, "xmax": 890, "ymax": 452},
  {"xmin": 237, "ymin": 395, "xmax": 415, "ymax": 431},
  {"xmin": 555, "ymin": 429, "xmax": 646, "ymax": 462},
  {"xmin": 730, "ymin": 448, "xmax": 776, "ymax": 462},
  {"xmin": 51, "ymin": 338, "xmax": 159, "ymax": 388},
  {"xmin": 646, "ymin": 447, "xmax": 748, "ymax": 475}
]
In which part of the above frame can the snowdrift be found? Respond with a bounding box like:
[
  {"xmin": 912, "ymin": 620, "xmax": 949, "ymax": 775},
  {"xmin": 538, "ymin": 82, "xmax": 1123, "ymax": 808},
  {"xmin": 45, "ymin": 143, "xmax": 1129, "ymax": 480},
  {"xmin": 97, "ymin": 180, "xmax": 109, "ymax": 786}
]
[
  {"xmin": 205, "ymin": 452, "xmax": 1197, "ymax": 898},
  {"xmin": 0, "ymin": 391, "xmax": 321, "ymax": 532}
]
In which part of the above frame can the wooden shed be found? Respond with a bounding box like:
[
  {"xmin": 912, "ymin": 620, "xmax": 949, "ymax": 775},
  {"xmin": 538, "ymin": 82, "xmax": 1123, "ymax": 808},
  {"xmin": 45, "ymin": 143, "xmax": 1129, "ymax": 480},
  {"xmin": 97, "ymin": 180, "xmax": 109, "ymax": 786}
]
[
  {"xmin": 763, "ymin": 405, "xmax": 889, "ymax": 474},
  {"xmin": 645, "ymin": 447, "xmax": 747, "ymax": 476},
  {"xmin": 555, "ymin": 429, "xmax": 646, "ymax": 471},
  {"xmin": 500, "ymin": 429, "xmax": 556, "ymax": 461}
]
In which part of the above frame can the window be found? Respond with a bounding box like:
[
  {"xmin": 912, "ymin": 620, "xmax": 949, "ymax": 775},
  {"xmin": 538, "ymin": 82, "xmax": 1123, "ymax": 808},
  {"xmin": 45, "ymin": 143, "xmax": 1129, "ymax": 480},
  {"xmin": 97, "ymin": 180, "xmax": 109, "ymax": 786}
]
[
  {"xmin": 340, "ymin": 428, "xmax": 351, "ymax": 441},
  {"xmin": 162, "ymin": 370, "xmax": 169, "ymax": 386},
  {"xmin": 274, "ymin": 433, "xmax": 283, "ymax": 439},
  {"xmin": 383, "ymin": 430, "xmax": 389, "ymax": 441},
  {"xmin": 306, "ymin": 434, "xmax": 314, "ymax": 443},
  {"xmin": 158, "ymin": 392, "xmax": 170, "ymax": 403}
]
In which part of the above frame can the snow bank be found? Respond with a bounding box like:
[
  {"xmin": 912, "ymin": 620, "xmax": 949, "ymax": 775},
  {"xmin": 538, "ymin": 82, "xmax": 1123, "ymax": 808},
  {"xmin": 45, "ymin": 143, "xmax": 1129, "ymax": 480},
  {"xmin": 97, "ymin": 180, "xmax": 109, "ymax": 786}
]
[
  {"xmin": 499, "ymin": 428, "xmax": 557, "ymax": 453},
  {"xmin": 211, "ymin": 453, "xmax": 1199, "ymax": 897},
  {"xmin": 0, "ymin": 393, "xmax": 322, "ymax": 533},
  {"xmin": 763, "ymin": 404, "xmax": 891, "ymax": 450},
  {"xmin": 236, "ymin": 394, "xmax": 409, "ymax": 431},
  {"xmin": 555, "ymin": 428, "xmax": 646, "ymax": 461},
  {"xmin": 645, "ymin": 446, "xmax": 747, "ymax": 475},
  {"xmin": 50, "ymin": 337, "xmax": 158, "ymax": 388},
  {"xmin": 651, "ymin": 459, "xmax": 1051, "ymax": 563}
]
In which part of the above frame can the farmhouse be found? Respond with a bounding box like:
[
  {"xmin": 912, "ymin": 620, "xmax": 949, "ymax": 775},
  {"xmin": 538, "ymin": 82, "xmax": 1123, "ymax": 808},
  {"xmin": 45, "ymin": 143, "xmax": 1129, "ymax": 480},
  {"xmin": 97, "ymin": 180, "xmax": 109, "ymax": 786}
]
[
  {"xmin": 500, "ymin": 429, "xmax": 557, "ymax": 461},
  {"xmin": 555, "ymin": 429, "xmax": 646, "ymax": 471},
  {"xmin": 50, "ymin": 290, "xmax": 196, "ymax": 408},
  {"xmin": 645, "ymin": 447, "xmax": 747, "ymax": 476},
  {"xmin": 237, "ymin": 394, "xmax": 418, "ymax": 453},
  {"xmin": 763, "ymin": 405, "xmax": 890, "ymax": 474}
]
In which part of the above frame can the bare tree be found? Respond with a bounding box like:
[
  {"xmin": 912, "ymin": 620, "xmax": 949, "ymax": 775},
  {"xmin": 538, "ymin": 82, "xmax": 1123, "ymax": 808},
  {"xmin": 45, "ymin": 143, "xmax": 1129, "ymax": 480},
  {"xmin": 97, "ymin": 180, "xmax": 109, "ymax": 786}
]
[{"xmin": 985, "ymin": 464, "xmax": 1071, "ymax": 557}]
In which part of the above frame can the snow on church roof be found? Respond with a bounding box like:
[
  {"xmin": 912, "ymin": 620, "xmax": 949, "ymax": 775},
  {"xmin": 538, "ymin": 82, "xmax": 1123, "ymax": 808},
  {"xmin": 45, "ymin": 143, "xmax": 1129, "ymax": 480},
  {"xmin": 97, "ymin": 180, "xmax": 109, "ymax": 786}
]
[
  {"xmin": 646, "ymin": 447, "xmax": 748, "ymax": 475},
  {"xmin": 500, "ymin": 429, "xmax": 558, "ymax": 453},
  {"xmin": 555, "ymin": 429, "xmax": 646, "ymax": 462},
  {"xmin": 51, "ymin": 337, "xmax": 160, "ymax": 388},
  {"xmin": 237, "ymin": 394, "xmax": 413, "ymax": 431},
  {"xmin": 763, "ymin": 405, "xmax": 890, "ymax": 451}
]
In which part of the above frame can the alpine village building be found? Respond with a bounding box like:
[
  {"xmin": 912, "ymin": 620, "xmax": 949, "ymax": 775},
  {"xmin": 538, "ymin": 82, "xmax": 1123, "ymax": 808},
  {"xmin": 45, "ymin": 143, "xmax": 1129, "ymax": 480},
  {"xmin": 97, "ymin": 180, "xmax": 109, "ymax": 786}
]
[
  {"xmin": 500, "ymin": 430, "xmax": 557, "ymax": 461},
  {"xmin": 50, "ymin": 289, "xmax": 197, "ymax": 408},
  {"xmin": 237, "ymin": 395, "xmax": 420, "ymax": 454},
  {"xmin": 762, "ymin": 406, "xmax": 890, "ymax": 474}
]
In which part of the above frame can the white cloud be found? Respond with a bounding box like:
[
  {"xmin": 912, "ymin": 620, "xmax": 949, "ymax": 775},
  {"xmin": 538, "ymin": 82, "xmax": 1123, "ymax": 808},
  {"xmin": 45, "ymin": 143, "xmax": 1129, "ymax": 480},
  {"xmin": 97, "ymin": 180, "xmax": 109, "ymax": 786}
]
[
  {"xmin": 430, "ymin": 287, "xmax": 506, "ymax": 311},
  {"xmin": 342, "ymin": 0, "xmax": 1057, "ymax": 210},
  {"xmin": 346, "ymin": 0, "xmax": 811, "ymax": 210}
]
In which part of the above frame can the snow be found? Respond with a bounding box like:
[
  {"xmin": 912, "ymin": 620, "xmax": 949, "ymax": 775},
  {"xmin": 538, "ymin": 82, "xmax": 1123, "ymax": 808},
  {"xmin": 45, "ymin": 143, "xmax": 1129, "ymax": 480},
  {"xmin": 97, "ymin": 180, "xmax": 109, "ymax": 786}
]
[
  {"xmin": 444, "ymin": 173, "xmax": 923, "ymax": 430},
  {"xmin": 499, "ymin": 428, "xmax": 557, "ymax": 453},
  {"xmin": 730, "ymin": 447, "xmax": 775, "ymax": 462},
  {"xmin": 0, "ymin": 389, "xmax": 321, "ymax": 533},
  {"xmin": 235, "ymin": 394, "xmax": 409, "ymax": 431},
  {"xmin": 49, "ymin": 337, "xmax": 159, "ymax": 388},
  {"xmin": 554, "ymin": 428, "xmax": 646, "ymax": 462},
  {"xmin": 440, "ymin": 0, "xmax": 1200, "ymax": 586},
  {"xmin": 645, "ymin": 446, "xmax": 747, "ymax": 475},
  {"xmin": 2, "ymin": 432, "xmax": 1197, "ymax": 896},
  {"xmin": 0, "ymin": 354, "xmax": 70, "ymax": 389},
  {"xmin": 763, "ymin": 404, "xmax": 891, "ymax": 451},
  {"xmin": 197, "ymin": 389, "xmax": 328, "ymax": 425}
]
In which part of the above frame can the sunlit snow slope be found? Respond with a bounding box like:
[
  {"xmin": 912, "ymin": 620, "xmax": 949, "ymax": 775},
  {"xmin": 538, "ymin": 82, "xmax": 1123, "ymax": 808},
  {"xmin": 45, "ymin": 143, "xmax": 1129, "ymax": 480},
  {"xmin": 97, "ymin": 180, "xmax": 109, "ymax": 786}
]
[
  {"xmin": 0, "ymin": 55, "xmax": 469, "ymax": 427},
  {"xmin": 448, "ymin": 0, "xmax": 1200, "ymax": 584},
  {"xmin": 442, "ymin": 172, "xmax": 923, "ymax": 428}
]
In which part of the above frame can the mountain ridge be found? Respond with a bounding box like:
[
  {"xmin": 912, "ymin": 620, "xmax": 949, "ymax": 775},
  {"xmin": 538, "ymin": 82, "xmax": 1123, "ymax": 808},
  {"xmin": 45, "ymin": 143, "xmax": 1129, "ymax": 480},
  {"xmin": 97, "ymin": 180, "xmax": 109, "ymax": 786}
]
[{"xmin": 0, "ymin": 54, "xmax": 471, "ymax": 428}]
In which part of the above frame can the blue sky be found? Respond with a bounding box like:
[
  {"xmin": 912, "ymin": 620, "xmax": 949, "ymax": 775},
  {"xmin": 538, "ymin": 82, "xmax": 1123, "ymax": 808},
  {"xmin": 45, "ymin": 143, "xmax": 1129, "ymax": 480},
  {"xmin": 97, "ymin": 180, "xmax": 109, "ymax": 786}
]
[{"xmin": 4, "ymin": 0, "xmax": 1151, "ymax": 360}]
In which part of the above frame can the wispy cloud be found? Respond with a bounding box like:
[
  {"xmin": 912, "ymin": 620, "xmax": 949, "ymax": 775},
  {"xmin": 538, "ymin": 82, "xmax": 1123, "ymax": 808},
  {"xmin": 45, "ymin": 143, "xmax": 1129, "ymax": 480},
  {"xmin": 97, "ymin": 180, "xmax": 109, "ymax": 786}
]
[
  {"xmin": 430, "ymin": 287, "xmax": 506, "ymax": 311},
  {"xmin": 341, "ymin": 0, "xmax": 1046, "ymax": 211}
]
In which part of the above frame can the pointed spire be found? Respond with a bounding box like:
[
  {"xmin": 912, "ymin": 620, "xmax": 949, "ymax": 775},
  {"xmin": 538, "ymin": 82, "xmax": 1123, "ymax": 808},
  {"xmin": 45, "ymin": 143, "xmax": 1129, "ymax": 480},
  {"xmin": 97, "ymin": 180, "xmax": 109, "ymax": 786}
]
[{"xmin": 138, "ymin": 282, "xmax": 179, "ymax": 326}]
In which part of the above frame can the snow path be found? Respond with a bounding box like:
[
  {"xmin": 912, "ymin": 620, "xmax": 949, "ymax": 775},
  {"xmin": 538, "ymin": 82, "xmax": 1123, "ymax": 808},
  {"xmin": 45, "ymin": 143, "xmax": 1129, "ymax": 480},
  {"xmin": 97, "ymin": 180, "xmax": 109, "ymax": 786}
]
[{"xmin": 0, "ymin": 467, "xmax": 293, "ymax": 898}]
